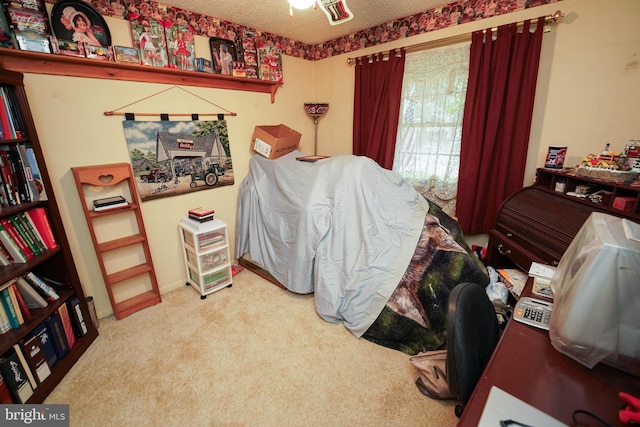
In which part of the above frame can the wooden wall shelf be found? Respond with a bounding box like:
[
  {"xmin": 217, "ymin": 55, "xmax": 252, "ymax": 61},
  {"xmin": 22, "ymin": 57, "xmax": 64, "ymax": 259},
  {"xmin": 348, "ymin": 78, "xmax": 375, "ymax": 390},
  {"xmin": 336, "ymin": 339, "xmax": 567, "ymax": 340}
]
[{"xmin": 0, "ymin": 49, "xmax": 281, "ymax": 103}]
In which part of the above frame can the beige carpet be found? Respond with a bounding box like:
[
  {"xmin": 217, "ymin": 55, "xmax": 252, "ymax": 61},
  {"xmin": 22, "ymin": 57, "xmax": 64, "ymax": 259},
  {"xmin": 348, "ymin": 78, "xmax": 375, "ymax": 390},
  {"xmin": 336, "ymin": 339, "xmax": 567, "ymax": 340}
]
[{"xmin": 44, "ymin": 269, "xmax": 459, "ymax": 426}]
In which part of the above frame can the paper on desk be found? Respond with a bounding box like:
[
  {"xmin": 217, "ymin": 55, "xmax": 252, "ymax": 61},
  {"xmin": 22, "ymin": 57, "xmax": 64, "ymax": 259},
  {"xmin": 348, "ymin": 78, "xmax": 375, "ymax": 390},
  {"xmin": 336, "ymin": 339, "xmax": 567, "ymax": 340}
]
[
  {"xmin": 529, "ymin": 262, "xmax": 556, "ymax": 280},
  {"xmin": 478, "ymin": 386, "xmax": 568, "ymax": 427}
]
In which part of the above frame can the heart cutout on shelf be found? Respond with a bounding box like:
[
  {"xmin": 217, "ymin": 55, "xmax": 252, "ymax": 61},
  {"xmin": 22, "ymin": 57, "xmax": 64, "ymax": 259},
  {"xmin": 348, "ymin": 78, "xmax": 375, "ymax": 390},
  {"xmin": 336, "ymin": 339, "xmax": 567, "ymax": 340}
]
[{"xmin": 99, "ymin": 174, "xmax": 115, "ymax": 184}]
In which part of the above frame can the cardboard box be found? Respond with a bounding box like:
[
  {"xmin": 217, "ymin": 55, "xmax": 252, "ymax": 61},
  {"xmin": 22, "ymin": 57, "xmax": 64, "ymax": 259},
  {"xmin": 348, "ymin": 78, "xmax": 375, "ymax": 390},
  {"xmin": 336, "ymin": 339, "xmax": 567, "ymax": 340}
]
[{"xmin": 252, "ymin": 125, "xmax": 301, "ymax": 159}]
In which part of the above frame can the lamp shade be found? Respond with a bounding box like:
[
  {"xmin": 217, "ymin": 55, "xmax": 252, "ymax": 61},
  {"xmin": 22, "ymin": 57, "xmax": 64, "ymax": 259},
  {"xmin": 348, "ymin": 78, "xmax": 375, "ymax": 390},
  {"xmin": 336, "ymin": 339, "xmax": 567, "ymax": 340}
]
[{"xmin": 304, "ymin": 102, "xmax": 329, "ymax": 116}]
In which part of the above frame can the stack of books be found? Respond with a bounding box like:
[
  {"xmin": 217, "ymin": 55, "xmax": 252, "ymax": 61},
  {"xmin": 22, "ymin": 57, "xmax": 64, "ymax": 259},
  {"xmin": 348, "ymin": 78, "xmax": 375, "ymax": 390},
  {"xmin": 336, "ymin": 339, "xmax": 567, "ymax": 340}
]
[
  {"xmin": 188, "ymin": 207, "xmax": 215, "ymax": 223},
  {"xmin": 92, "ymin": 196, "xmax": 129, "ymax": 212}
]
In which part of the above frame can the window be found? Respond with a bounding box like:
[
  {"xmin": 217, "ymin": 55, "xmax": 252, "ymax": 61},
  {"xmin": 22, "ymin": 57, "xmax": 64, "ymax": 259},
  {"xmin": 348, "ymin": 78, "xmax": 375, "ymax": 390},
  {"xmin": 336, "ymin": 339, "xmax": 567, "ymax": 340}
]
[{"xmin": 392, "ymin": 42, "xmax": 470, "ymax": 215}]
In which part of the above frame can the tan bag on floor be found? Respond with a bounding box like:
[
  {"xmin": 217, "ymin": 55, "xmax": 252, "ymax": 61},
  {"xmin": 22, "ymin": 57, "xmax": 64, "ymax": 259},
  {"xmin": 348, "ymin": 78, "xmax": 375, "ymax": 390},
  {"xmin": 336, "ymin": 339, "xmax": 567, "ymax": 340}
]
[{"xmin": 409, "ymin": 350, "xmax": 455, "ymax": 400}]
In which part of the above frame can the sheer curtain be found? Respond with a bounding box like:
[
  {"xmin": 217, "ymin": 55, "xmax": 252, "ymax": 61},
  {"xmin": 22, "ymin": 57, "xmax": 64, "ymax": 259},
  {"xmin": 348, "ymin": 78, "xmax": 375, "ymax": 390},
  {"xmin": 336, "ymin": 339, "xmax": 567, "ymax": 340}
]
[
  {"xmin": 353, "ymin": 50, "xmax": 406, "ymax": 169},
  {"xmin": 392, "ymin": 42, "xmax": 471, "ymax": 216},
  {"xmin": 456, "ymin": 17, "xmax": 545, "ymax": 234}
]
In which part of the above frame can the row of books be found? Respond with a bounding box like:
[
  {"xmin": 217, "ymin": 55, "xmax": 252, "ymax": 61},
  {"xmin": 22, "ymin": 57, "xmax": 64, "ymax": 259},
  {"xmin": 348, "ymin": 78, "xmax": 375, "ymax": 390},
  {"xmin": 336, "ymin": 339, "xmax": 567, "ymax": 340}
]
[
  {"xmin": 0, "ymin": 293, "xmax": 88, "ymax": 404},
  {"xmin": 0, "ymin": 272, "xmax": 61, "ymax": 333},
  {"xmin": 0, "ymin": 143, "xmax": 47, "ymax": 207},
  {"xmin": 0, "ymin": 85, "xmax": 25, "ymax": 140},
  {"xmin": 0, "ymin": 206, "xmax": 58, "ymax": 265}
]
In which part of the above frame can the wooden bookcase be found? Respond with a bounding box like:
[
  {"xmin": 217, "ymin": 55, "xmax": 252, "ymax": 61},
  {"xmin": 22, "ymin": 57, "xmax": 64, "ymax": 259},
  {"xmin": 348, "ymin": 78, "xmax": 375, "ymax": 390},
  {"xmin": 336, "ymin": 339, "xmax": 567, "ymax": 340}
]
[
  {"xmin": 71, "ymin": 163, "xmax": 161, "ymax": 320},
  {"xmin": 0, "ymin": 68, "xmax": 98, "ymax": 402}
]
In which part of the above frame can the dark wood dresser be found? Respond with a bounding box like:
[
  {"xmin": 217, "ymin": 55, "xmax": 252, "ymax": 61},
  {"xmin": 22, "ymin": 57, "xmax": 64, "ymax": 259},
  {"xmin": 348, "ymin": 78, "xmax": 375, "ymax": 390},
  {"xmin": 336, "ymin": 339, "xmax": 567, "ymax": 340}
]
[{"xmin": 485, "ymin": 168, "xmax": 640, "ymax": 271}]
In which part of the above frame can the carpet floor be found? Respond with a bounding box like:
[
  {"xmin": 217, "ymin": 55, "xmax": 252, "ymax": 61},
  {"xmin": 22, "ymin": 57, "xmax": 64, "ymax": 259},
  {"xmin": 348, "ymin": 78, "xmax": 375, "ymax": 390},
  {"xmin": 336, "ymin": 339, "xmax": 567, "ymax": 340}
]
[{"xmin": 44, "ymin": 269, "xmax": 459, "ymax": 426}]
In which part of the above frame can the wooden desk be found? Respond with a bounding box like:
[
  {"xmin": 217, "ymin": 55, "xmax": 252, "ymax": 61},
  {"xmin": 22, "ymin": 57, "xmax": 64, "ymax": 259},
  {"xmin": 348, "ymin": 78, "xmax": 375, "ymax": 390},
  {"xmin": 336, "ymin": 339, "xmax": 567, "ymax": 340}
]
[{"xmin": 459, "ymin": 279, "xmax": 640, "ymax": 426}]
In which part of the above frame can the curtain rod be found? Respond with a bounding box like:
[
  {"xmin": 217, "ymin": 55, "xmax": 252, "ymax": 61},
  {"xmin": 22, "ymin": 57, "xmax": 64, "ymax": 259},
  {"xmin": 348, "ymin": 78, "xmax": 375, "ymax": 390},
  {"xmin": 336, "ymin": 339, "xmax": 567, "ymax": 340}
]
[{"xmin": 347, "ymin": 9, "xmax": 564, "ymax": 65}]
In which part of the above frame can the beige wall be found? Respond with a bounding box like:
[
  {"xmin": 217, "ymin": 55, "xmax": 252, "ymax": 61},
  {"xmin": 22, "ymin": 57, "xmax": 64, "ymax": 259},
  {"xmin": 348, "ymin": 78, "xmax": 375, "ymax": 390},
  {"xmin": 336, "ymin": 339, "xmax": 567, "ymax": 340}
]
[{"xmin": 21, "ymin": 0, "xmax": 640, "ymax": 318}]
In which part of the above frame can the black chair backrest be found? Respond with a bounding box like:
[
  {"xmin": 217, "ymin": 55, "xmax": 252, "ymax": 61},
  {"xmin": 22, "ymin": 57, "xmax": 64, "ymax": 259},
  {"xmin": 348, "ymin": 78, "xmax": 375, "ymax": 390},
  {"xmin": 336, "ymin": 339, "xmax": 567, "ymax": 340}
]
[{"xmin": 446, "ymin": 282, "xmax": 500, "ymax": 416}]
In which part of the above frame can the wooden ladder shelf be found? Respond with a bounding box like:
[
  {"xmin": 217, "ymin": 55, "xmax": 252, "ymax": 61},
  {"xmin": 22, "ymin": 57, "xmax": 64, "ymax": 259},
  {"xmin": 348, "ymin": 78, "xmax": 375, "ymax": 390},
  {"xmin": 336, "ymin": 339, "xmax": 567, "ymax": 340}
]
[{"xmin": 72, "ymin": 163, "xmax": 161, "ymax": 319}]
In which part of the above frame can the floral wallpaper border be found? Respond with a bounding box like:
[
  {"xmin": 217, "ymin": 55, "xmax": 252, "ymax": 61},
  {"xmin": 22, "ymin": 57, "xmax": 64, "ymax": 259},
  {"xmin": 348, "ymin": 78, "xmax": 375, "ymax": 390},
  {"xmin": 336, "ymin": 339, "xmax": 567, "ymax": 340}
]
[{"xmin": 45, "ymin": 0, "xmax": 561, "ymax": 60}]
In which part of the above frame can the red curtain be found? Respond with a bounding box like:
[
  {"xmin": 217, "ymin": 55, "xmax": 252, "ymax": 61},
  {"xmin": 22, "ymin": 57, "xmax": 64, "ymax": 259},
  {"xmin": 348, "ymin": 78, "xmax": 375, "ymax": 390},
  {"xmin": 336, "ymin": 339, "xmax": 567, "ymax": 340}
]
[
  {"xmin": 456, "ymin": 17, "xmax": 545, "ymax": 234},
  {"xmin": 352, "ymin": 50, "xmax": 405, "ymax": 169}
]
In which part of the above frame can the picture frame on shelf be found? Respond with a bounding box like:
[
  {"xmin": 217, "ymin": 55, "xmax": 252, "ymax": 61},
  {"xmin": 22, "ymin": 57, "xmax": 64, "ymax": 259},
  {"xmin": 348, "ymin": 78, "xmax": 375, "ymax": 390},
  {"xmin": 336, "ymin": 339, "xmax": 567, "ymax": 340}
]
[
  {"xmin": 113, "ymin": 45, "xmax": 140, "ymax": 64},
  {"xmin": 50, "ymin": 0, "xmax": 111, "ymax": 47},
  {"xmin": 6, "ymin": 6, "xmax": 52, "ymax": 53},
  {"xmin": 257, "ymin": 44, "xmax": 283, "ymax": 83},
  {"xmin": 209, "ymin": 37, "xmax": 237, "ymax": 76},
  {"xmin": 0, "ymin": 7, "xmax": 18, "ymax": 49},
  {"xmin": 56, "ymin": 39, "xmax": 84, "ymax": 57},
  {"xmin": 130, "ymin": 16, "xmax": 168, "ymax": 68},
  {"xmin": 85, "ymin": 44, "xmax": 111, "ymax": 60},
  {"xmin": 165, "ymin": 24, "xmax": 195, "ymax": 71}
]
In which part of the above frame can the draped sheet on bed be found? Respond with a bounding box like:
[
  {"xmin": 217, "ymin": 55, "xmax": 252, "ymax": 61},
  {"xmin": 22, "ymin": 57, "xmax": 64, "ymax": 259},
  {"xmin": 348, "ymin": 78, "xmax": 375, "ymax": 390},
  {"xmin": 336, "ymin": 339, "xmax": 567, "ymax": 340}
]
[{"xmin": 236, "ymin": 151, "xmax": 488, "ymax": 354}]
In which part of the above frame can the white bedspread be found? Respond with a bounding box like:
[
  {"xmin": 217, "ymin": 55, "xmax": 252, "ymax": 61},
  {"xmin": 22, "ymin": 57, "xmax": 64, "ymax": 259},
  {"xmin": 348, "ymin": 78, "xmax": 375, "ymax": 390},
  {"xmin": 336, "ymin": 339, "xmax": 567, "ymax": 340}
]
[{"xmin": 236, "ymin": 151, "xmax": 429, "ymax": 337}]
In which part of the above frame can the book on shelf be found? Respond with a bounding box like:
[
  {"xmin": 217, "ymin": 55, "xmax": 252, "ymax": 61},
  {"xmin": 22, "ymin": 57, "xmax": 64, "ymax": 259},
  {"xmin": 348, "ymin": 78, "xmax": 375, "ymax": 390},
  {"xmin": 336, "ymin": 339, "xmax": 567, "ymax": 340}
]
[
  {"xmin": 5, "ymin": 284, "xmax": 24, "ymax": 325},
  {"xmin": 15, "ymin": 144, "xmax": 40, "ymax": 202},
  {"xmin": 45, "ymin": 312, "xmax": 69, "ymax": 360},
  {"xmin": 0, "ymin": 217, "xmax": 33, "ymax": 259},
  {"xmin": 0, "ymin": 149, "xmax": 18, "ymax": 206},
  {"xmin": 0, "ymin": 370, "xmax": 15, "ymax": 404},
  {"xmin": 9, "ymin": 213, "xmax": 42, "ymax": 256},
  {"xmin": 0, "ymin": 347, "xmax": 34, "ymax": 403},
  {"xmin": 9, "ymin": 281, "xmax": 31, "ymax": 322},
  {"xmin": 26, "ymin": 206, "xmax": 57, "ymax": 249},
  {"xmin": 15, "ymin": 276, "xmax": 48, "ymax": 309},
  {"xmin": 0, "ymin": 281, "xmax": 21, "ymax": 329},
  {"xmin": 6, "ymin": 149, "xmax": 30, "ymax": 203},
  {"xmin": 0, "ymin": 299, "xmax": 11, "ymax": 334},
  {"xmin": 25, "ymin": 147, "xmax": 47, "ymax": 201},
  {"xmin": 20, "ymin": 334, "xmax": 51, "ymax": 385},
  {"xmin": 33, "ymin": 321, "xmax": 58, "ymax": 370},
  {"xmin": 0, "ymin": 86, "xmax": 25, "ymax": 139},
  {"xmin": 18, "ymin": 211, "xmax": 47, "ymax": 253},
  {"xmin": 12, "ymin": 343, "xmax": 37, "ymax": 390},
  {"xmin": 25, "ymin": 271, "xmax": 59, "ymax": 301},
  {"xmin": 57, "ymin": 303, "xmax": 76, "ymax": 350},
  {"xmin": 0, "ymin": 223, "xmax": 27, "ymax": 263},
  {"xmin": 68, "ymin": 296, "xmax": 88, "ymax": 338},
  {"xmin": 92, "ymin": 195, "xmax": 129, "ymax": 211},
  {"xmin": 0, "ymin": 240, "xmax": 13, "ymax": 265}
]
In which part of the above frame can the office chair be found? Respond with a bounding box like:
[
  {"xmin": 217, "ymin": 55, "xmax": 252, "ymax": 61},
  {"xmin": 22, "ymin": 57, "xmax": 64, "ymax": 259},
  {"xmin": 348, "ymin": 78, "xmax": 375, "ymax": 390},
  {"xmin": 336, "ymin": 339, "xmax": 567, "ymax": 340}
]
[{"xmin": 446, "ymin": 282, "xmax": 500, "ymax": 418}]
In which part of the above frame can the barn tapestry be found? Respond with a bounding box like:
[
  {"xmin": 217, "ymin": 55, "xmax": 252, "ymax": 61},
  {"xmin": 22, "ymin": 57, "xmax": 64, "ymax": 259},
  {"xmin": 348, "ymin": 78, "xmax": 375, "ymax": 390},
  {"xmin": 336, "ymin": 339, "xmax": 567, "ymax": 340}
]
[{"xmin": 122, "ymin": 119, "xmax": 234, "ymax": 201}]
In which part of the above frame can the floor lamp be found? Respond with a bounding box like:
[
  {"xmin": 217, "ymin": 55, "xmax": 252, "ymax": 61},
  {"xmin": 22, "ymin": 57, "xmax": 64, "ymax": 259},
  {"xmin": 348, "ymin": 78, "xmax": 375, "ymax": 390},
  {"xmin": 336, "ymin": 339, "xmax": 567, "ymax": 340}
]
[{"xmin": 304, "ymin": 102, "xmax": 329, "ymax": 156}]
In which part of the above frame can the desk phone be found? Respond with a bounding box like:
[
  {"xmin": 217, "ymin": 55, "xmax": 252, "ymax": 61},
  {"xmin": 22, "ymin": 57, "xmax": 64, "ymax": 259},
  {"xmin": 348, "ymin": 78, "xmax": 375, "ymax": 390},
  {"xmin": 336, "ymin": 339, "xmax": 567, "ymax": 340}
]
[{"xmin": 514, "ymin": 297, "xmax": 553, "ymax": 330}]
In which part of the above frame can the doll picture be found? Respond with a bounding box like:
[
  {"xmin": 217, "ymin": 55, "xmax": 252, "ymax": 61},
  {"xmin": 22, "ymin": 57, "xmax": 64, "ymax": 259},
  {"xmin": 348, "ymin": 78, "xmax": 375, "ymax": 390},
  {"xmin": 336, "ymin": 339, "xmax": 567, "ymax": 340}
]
[
  {"xmin": 131, "ymin": 16, "xmax": 168, "ymax": 68},
  {"xmin": 166, "ymin": 24, "xmax": 195, "ymax": 70}
]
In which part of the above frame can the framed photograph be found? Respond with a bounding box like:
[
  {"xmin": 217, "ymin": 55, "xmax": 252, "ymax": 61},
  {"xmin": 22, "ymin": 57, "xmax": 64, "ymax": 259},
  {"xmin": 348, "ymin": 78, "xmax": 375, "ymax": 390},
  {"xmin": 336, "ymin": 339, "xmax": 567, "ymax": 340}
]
[
  {"xmin": 113, "ymin": 45, "xmax": 140, "ymax": 64},
  {"xmin": 209, "ymin": 37, "xmax": 237, "ymax": 75},
  {"xmin": 50, "ymin": 0, "xmax": 111, "ymax": 47}
]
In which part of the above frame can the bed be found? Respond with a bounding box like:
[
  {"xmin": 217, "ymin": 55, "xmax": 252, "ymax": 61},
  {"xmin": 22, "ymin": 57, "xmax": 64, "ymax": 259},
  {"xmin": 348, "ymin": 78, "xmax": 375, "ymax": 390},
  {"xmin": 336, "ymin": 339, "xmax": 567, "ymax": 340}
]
[{"xmin": 236, "ymin": 151, "xmax": 489, "ymax": 354}]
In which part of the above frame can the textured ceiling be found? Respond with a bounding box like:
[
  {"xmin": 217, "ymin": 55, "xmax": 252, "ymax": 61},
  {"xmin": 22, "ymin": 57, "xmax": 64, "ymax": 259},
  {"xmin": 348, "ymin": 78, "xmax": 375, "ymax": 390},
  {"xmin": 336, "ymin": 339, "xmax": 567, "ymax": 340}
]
[{"xmin": 168, "ymin": 0, "xmax": 447, "ymax": 45}]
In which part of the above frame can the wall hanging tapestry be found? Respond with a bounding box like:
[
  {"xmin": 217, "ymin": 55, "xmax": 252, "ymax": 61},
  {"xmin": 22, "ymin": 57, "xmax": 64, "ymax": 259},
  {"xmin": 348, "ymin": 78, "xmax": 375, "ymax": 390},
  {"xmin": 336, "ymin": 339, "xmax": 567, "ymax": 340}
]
[{"xmin": 122, "ymin": 119, "xmax": 234, "ymax": 201}]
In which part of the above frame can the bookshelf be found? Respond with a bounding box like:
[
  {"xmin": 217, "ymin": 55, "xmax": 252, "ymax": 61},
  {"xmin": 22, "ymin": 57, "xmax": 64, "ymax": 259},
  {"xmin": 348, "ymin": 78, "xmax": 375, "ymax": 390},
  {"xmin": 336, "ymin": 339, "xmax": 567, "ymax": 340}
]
[
  {"xmin": 71, "ymin": 163, "xmax": 161, "ymax": 319},
  {"xmin": 179, "ymin": 217, "xmax": 232, "ymax": 299},
  {"xmin": 0, "ymin": 68, "xmax": 98, "ymax": 403}
]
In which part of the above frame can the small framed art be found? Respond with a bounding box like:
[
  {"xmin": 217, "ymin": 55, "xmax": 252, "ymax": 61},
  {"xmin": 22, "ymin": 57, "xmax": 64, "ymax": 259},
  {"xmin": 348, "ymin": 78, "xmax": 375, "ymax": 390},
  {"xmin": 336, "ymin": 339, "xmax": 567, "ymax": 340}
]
[
  {"xmin": 113, "ymin": 45, "xmax": 140, "ymax": 64},
  {"xmin": 209, "ymin": 37, "xmax": 237, "ymax": 75},
  {"xmin": 50, "ymin": 0, "xmax": 111, "ymax": 47}
]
